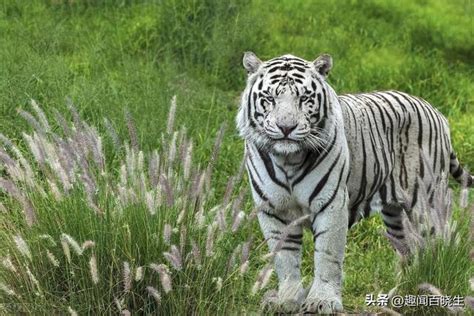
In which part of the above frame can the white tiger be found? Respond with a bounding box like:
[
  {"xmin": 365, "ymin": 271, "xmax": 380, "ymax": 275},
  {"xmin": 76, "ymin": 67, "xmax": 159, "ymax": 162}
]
[{"xmin": 236, "ymin": 52, "xmax": 473, "ymax": 313}]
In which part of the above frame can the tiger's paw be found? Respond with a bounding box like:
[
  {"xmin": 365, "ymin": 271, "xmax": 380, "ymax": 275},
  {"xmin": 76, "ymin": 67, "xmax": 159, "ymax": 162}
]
[
  {"xmin": 301, "ymin": 297, "xmax": 343, "ymax": 314},
  {"xmin": 261, "ymin": 296, "xmax": 301, "ymax": 314},
  {"xmin": 261, "ymin": 285, "xmax": 308, "ymax": 314}
]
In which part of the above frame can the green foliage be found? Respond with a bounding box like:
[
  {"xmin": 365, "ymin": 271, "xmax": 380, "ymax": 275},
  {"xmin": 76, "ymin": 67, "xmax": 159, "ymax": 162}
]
[{"xmin": 0, "ymin": 0, "xmax": 473, "ymax": 314}]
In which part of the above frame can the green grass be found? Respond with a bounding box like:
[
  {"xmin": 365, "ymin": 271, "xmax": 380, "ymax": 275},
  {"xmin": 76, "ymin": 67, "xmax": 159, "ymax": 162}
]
[
  {"xmin": 396, "ymin": 221, "xmax": 473, "ymax": 315},
  {"xmin": 0, "ymin": 0, "xmax": 473, "ymax": 314}
]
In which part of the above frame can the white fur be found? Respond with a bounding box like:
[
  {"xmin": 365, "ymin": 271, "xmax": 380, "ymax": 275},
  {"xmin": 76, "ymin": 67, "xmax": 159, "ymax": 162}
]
[{"xmin": 237, "ymin": 52, "xmax": 463, "ymax": 314}]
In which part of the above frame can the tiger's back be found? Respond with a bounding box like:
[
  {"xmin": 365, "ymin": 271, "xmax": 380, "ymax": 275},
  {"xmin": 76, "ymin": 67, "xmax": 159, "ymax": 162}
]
[{"xmin": 339, "ymin": 90, "xmax": 454, "ymax": 229}]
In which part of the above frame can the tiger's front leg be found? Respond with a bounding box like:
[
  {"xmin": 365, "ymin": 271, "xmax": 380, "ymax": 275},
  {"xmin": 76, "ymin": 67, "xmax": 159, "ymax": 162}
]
[
  {"xmin": 257, "ymin": 209, "xmax": 308, "ymax": 313},
  {"xmin": 302, "ymin": 188, "xmax": 348, "ymax": 314}
]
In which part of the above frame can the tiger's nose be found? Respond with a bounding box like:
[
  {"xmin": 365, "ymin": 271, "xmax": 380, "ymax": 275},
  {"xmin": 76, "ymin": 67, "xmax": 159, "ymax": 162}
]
[{"xmin": 276, "ymin": 123, "xmax": 298, "ymax": 137}]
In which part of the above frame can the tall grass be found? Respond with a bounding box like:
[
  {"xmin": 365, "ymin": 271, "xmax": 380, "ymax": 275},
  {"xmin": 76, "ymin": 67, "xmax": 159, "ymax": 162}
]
[
  {"xmin": 0, "ymin": 99, "xmax": 272, "ymax": 314},
  {"xmin": 381, "ymin": 177, "xmax": 474, "ymax": 315}
]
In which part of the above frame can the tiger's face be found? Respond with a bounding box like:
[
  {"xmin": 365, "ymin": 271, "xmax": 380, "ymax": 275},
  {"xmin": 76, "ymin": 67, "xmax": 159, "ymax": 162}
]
[{"xmin": 237, "ymin": 52, "xmax": 334, "ymax": 155}]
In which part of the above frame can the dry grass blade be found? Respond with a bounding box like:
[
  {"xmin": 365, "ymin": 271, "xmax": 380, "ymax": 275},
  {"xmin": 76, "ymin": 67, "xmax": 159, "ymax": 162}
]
[
  {"xmin": 150, "ymin": 263, "xmax": 173, "ymax": 293},
  {"xmin": 123, "ymin": 261, "xmax": 131, "ymax": 293},
  {"xmin": 146, "ymin": 286, "xmax": 162, "ymax": 304},
  {"xmin": 13, "ymin": 235, "xmax": 32, "ymax": 260},
  {"xmin": 205, "ymin": 123, "xmax": 226, "ymax": 189},
  {"xmin": 0, "ymin": 178, "xmax": 37, "ymax": 226},
  {"xmin": 89, "ymin": 253, "xmax": 99, "ymax": 284},
  {"xmin": 163, "ymin": 245, "xmax": 182, "ymax": 270},
  {"xmin": 166, "ymin": 95, "xmax": 177, "ymax": 135},
  {"xmin": 103, "ymin": 117, "xmax": 121, "ymax": 150},
  {"xmin": 124, "ymin": 109, "xmax": 138, "ymax": 151}
]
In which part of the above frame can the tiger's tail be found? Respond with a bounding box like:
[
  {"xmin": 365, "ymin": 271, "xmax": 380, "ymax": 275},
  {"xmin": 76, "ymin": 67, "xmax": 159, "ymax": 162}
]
[{"xmin": 449, "ymin": 152, "xmax": 474, "ymax": 187}]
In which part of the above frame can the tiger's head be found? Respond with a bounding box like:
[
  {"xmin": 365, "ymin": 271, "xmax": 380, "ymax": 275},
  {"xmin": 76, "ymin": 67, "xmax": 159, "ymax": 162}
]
[{"xmin": 236, "ymin": 52, "xmax": 335, "ymax": 155}]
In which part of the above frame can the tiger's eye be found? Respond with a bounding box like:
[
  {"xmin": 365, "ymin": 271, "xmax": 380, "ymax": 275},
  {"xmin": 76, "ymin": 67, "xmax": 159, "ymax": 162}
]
[{"xmin": 300, "ymin": 96, "xmax": 308, "ymax": 102}]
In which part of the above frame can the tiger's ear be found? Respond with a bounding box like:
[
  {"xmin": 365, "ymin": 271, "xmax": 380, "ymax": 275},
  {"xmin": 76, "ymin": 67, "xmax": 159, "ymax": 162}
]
[
  {"xmin": 243, "ymin": 51, "xmax": 262, "ymax": 75},
  {"xmin": 313, "ymin": 54, "xmax": 333, "ymax": 78}
]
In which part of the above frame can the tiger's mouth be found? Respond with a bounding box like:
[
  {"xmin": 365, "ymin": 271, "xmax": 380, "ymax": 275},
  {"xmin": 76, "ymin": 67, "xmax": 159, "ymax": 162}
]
[
  {"xmin": 272, "ymin": 137, "xmax": 299, "ymax": 142},
  {"xmin": 266, "ymin": 134, "xmax": 303, "ymax": 144},
  {"xmin": 268, "ymin": 137, "xmax": 306, "ymax": 154}
]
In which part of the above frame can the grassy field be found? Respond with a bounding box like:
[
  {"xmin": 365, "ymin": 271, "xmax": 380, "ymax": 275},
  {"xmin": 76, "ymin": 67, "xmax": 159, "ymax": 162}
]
[{"xmin": 0, "ymin": 0, "xmax": 473, "ymax": 314}]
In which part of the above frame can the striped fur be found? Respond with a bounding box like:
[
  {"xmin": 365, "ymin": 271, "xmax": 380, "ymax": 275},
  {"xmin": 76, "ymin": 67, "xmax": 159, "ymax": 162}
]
[{"xmin": 237, "ymin": 52, "xmax": 473, "ymax": 313}]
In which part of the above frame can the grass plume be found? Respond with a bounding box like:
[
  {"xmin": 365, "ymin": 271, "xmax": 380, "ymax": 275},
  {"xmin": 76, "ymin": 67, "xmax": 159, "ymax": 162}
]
[{"xmin": 0, "ymin": 98, "xmax": 262, "ymax": 314}]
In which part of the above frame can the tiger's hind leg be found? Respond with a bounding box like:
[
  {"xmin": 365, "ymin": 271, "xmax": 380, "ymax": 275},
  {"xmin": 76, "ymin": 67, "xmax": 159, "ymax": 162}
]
[{"xmin": 381, "ymin": 203, "xmax": 411, "ymax": 255}]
